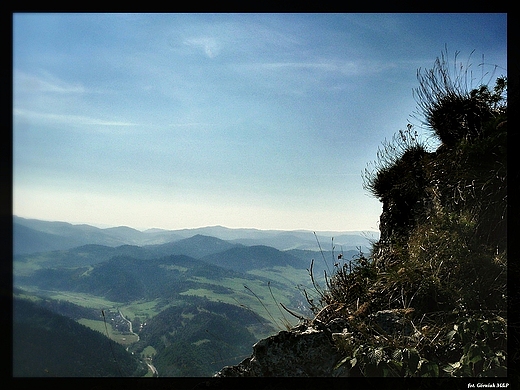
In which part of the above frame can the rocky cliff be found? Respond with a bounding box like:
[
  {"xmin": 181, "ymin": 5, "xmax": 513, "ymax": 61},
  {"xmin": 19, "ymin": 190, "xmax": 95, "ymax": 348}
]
[
  {"xmin": 216, "ymin": 309, "xmax": 414, "ymax": 377},
  {"xmin": 216, "ymin": 62, "xmax": 508, "ymax": 378}
]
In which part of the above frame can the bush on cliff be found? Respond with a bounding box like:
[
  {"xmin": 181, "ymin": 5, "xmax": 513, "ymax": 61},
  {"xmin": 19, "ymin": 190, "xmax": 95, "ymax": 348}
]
[{"xmin": 310, "ymin": 50, "xmax": 508, "ymax": 377}]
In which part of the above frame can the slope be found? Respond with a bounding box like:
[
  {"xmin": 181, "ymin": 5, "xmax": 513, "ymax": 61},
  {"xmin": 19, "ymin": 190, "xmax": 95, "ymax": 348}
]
[
  {"xmin": 200, "ymin": 245, "xmax": 307, "ymax": 273},
  {"xmin": 13, "ymin": 298, "xmax": 147, "ymax": 377},
  {"xmin": 144, "ymin": 234, "xmax": 243, "ymax": 259}
]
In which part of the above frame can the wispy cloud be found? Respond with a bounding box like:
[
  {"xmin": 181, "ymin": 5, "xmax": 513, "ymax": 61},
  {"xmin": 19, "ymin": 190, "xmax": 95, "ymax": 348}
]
[
  {"xmin": 183, "ymin": 37, "xmax": 221, "ymax": 58},
  {"xmin": 236, "ymin": 58, "xmax": 397, "ymax": 78},
  {"xmin": 14, "ymin": 71, "xmax": 139, "ymax": 131},
  {"xmin": 14, "ymin": 108, "xmax": 138, "ymax": 128},
  {"xmin": 254, "ymin": 60, "xmax": 358, "ymax": 75},
  {"xmin": 14, "ymin": 70, "xmax": 86, "ymax": 94},
  {"xmin": 168, "ymin": 121, "xmax": 214, "ymax": 128}
]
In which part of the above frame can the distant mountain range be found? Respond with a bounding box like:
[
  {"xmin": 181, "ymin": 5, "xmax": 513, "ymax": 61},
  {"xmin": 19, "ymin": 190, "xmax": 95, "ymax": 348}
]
[
  {"xmin": 13, "ymin": 216, "xmax": 378, "ymax": 255},
  {"xmin": 12, "ymin": 216, "xmax": 376, "ymax": 377}
]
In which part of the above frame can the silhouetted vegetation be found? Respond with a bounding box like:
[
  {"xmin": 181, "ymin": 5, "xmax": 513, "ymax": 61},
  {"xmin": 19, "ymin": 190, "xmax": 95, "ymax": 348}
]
[{"xmin": 309, "ymin": 50, "xmax": 507, "ymax": 377}]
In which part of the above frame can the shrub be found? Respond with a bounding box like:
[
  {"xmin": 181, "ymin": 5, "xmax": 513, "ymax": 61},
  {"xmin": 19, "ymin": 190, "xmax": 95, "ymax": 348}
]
[
  {"xmin": 313, "ymin": 50, "xmax": 508, "ymax": 377},
  {"xmin": 412, "ymin": 47, "xmax": 506, "ymax": 146}
]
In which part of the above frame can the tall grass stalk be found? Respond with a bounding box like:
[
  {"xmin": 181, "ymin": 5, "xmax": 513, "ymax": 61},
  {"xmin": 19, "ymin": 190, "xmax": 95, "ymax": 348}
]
[
  {"xmin": 243, "ymin": 284, "xmax": 283, "ymax": 331},
  {"xmin": 267, "ymin": 281, "xmax": 292, "ymax": 330},
  {"xmin": 314, "ymin": 231, "xmax": 331, "ymax": 274}
]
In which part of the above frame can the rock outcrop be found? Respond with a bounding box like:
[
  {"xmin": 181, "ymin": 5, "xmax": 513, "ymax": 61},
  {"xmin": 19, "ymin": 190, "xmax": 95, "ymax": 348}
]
[
  {"xmin": 216, "ymin": 309, "xmax": 413, "ymax": 377},
  {"xmin": 216, "ymin": 321, "xmax": 349, "ymax": 377}
]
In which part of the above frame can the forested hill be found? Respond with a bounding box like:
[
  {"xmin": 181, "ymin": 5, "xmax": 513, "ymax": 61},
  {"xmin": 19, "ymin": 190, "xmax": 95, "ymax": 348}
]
[{"xmin": 13, "ymin": 298, "xmax": 147, "ymax": 377}]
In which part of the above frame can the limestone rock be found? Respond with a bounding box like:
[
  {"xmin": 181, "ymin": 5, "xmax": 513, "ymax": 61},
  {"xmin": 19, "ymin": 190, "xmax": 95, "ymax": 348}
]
[
  {"xmin": 216, "ymin": 322, "xmax": 349, "ymax": 377},
  {"xmin": 216, "ymin": 309, "xmax": 415, "ymax": 377}
]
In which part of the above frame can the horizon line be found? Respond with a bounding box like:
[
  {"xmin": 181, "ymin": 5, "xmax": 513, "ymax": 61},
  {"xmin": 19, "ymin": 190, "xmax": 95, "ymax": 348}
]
[{"xmin": 13, "ymin": 215, "xmax": 380, "ymax": 234}]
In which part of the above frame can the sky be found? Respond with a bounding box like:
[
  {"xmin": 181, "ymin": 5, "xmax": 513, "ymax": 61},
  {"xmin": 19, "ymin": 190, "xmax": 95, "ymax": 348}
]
[{"xmin": 12, "ymin": 13, "xmax": 507, "ymax": 232}]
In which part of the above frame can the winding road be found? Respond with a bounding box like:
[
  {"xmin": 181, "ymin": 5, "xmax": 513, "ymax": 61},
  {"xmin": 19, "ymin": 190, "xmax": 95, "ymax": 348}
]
[
  {"xmin": 119, "ymin": 310, "xmax": 139, "ymax": 342},
  {"xmin": 118, "ymin": 310, "xmax": 158, "ymax": 376}
]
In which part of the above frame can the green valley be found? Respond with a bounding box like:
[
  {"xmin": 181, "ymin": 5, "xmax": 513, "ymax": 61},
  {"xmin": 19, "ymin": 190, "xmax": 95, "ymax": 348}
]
[{"xmin": 13, "ymin": 226, "xmax": 365, "ymax": 377}]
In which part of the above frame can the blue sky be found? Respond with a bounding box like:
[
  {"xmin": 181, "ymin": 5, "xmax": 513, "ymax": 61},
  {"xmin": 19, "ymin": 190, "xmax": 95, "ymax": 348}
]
[{"xmin": 12, "ymin": 13, "xmax": 507, "ymax": 231}]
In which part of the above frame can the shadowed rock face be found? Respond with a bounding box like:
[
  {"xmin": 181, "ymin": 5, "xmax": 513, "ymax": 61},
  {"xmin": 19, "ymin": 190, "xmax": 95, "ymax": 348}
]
[
  {"xmin": 215, "ymin": 309, "xmax": 416, "ymax": 377},
  {"xmin": 216, "ymin": 323, "xmax": 349, "ymax": 377}
]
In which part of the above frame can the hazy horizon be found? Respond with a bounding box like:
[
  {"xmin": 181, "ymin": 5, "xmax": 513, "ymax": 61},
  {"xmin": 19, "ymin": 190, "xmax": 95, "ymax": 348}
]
[
  {"xmin": 13, "ymin": 13, "xmax": 507, "ymax": 232},
  {"xmin": 13, "ymin": 214, "xmax": 380, "ymax": 234}
]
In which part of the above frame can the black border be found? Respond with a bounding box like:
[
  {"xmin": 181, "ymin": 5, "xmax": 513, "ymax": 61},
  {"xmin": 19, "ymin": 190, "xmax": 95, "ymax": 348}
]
[{"xmin": 5, "ymin": 7, "xmax": 517, "ymax": 390}]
